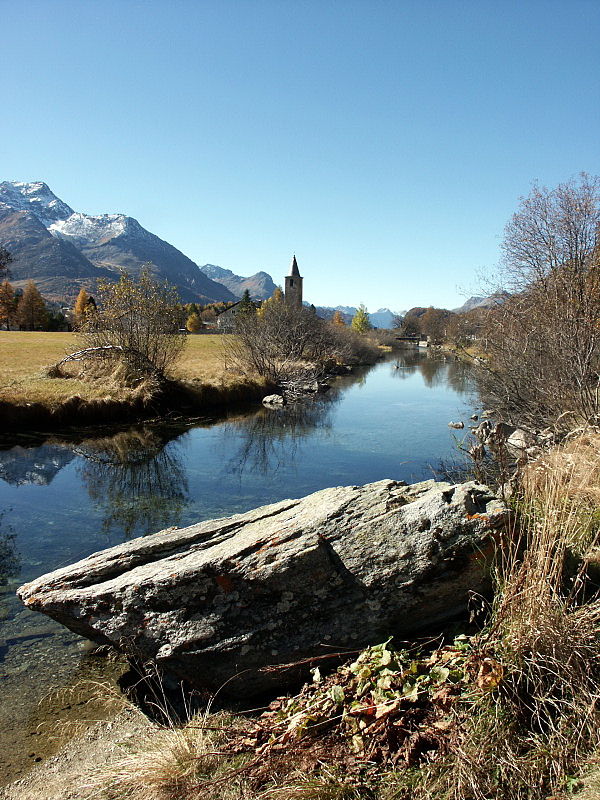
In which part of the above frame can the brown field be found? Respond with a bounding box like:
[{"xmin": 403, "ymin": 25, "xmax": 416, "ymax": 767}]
[{"xmin": 0, "ymin": 331, "xmax": 232, "ymax": 407}]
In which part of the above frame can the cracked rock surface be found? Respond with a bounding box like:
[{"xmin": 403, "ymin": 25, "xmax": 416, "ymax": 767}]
[{"xmin": 18, "ymin": 479, "xmax": 508, "ymax": 695}]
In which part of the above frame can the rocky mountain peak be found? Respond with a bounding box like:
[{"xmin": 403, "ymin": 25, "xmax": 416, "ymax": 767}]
[{"xmin": 0, "ymin": 181, "xmax": 74, "ymax": 224}]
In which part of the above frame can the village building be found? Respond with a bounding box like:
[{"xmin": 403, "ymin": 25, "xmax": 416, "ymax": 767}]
[{"xmin": 216, "ymin": 300, "xmax": 242, "ymax": 332}]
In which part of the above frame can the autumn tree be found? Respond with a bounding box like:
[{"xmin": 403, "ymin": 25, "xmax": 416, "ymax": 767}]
[
  {"xmin": 331, "ymin": 310, "xmax": 346, "ymax": 326},
  {"xmin": 226, "ymin": 300, "xmax": 338, "ymax": 384},
  {"xmin": 0, "ymin": 281, "xmax": 17, "ymax": 330},
  {"xmin": 0, "ymin": 245, "xmax": 13, "ymax": 280},
  {"xmin": 351, "ymin": 304, "xmax": 372, "ymax": 333},
  {"xmin": 419, "ymin": 307, "xmax": 455, "ymax": 343},
  {"xmin": 79, "ymin": 268, "xmax": 186, "ymax": 377},
  {"xmin": 399, "ymin": 311, "xmax": 422, "ymax": 337},
  {"xmin": 200, "ymin": 307, "xmax": 217, "ymax": 323},
  {"xmin": 186, "ymin": 312, "xmax": 203, "ymax": 333},
  {"xmin": 258, "ymin": 286, "xmax": 284, "ymax": 318},
  {"xmin": 17, "ymin": 281, "xmax": 48, "ymax": 330},
  {"xmin": 73, "ymin": 288, "xmax": 96, "ymax": 328}
]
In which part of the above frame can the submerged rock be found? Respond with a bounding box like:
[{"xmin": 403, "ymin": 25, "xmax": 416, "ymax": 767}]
[{"xmin": 18, "ymin": 479, "xmax": 508, "ymax": 695}]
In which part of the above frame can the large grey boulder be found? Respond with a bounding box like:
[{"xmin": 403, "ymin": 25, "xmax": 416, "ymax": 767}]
[{"xmin": 18, "ymin": 479, "xmax": 508, "ymax": 695}]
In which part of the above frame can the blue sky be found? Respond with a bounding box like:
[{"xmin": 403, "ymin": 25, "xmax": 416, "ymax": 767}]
[{"xmin": 3, "ymin": 0, "xmax": 599, "ymax": 311}]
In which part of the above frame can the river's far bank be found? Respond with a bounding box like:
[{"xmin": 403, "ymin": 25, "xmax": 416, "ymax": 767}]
[
  {"xmin": 0, "ymin": 330, "xmax": 390, "ymax": 433},
  {"xmin": 0, "ymin": 331, "xmax": 276, "ymax": 432}
]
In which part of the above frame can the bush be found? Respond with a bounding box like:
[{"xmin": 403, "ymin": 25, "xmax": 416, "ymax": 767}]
[
  {"xmin": 224, "ymin": 300, "xmax": 376, "ymax": 385},
  {"xmin": 79, "ymin": 268, "xmax": 186, "ymax": 379}
]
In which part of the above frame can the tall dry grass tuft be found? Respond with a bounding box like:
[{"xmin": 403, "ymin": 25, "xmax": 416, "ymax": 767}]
[
  {"xmin": 87, "ymin": 709, "xmax": 252, "ymax": 800},
  {"xmin": 445, "ymin": 433, "xmax": 600, "ymax": 800}
]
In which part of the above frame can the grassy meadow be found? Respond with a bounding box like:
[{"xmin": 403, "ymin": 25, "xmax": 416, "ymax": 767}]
[{"xmin": 0, "ymin": 331, "xmax": 233, "ymax": 408}]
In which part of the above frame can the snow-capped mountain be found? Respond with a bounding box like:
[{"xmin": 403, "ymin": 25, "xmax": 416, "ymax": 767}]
[
  {"xmin": 0, "ymin": 181, "xmax": 236, "ymax": 303},
  {"xmin": 0, "ymin": 181, "xmax": 74, "ymax": 225}
]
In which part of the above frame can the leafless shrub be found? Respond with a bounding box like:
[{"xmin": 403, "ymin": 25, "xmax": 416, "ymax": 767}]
[
  {"xmin": 223, "ymin": 302, "xmax": 378, "ymax": 386},
  {"xmin": 480, "ymin": 173, "xmax": 600, "ymax": 431},
  {"xmin": 78, "ymin": 267, "xmax": 186, "ymax": 381}
]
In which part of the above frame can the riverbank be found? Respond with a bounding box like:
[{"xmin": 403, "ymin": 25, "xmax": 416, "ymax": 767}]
[
  {"xmin": 0, "ymin": 332, "xmax": 271, "ymax": 431},
  {"xmin": 6, "ymin": 432, "xmax": 600, "ymax": 800}
]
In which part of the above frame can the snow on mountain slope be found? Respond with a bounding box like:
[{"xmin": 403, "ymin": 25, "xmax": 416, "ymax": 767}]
[
  {"xmin": 50, "ymin": 213, "xmax": 131, "ymax": 245},
  {"xmin": 0, "ymin": 181, "xmax": 74, "ymax": 225},
  {"xmin": 0, "ymin": 181, "xmax": 237, "ymax": 303}
]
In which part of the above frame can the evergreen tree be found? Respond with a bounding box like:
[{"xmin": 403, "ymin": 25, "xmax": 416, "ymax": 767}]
[
  {"xmin": 46, "ymin": 309, "xmax": 68, "ymax": 331},
  {"xmin": 0, "ymin": 281, "xmax": 17, "ymax": 330},
  {"xmin": 237, "ymin": 289, "xmax": 255, "ymax": 316},
  {"xmin": 17, "ymin": 281, "xmax": 48, "ymax": 330},
  {"xmin": 351, "ymin": 304, "xmax": 372, "ymax": 333}
]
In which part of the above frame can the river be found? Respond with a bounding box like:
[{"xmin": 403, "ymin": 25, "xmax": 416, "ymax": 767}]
[{"xmin": 0, "ymin": 349, "xmax": 478, "ymax": 783}]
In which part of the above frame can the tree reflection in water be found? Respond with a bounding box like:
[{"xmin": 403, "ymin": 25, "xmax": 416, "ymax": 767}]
[
  {"xmin": 75, "ymin": 427, "xmax": 189, "ymax": 539},
  {"xmin": 223, "ymin": 394, "xmax": 341, "ymax": 477},
  {"xmin": 390, "ymin": 350, "xmax": 477, "ymax": 395},
  {"xmin": 0, "ymin": 510, "xmax": 20, "ymax": 588}
]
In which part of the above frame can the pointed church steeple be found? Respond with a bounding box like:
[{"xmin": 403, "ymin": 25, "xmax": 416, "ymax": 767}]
[
  {"xmin": 285, "ymin": 255, "xmax": 303, "ymax": 307},
  {"xmin": 289, "ymin": 255, "xmax": 300, "ymax": 277}
]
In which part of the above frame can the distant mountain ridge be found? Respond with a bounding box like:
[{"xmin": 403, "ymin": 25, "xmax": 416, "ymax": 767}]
[
  {"xmin": 199, "ymin": 264, "xmax": 278, "ymax": 300},
  {"xmin": 452, "ymin": 293, "xmax": 509, "ymax": 313},
  {"xmin": 0, "ymin": 181, "xmax": 236, "ymax": 303}
]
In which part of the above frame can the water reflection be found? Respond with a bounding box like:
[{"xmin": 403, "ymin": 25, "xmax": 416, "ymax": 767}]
[
  {"xmin": 0, "ymin": 511, "xmax": 19, "ymax": 588},
  {"xmin": 390, "ymin": 350, "xmax": 476, "ymax": 394},
  {"xmin": 0, "ymin": 445, "xmax": 75, "ymax": 487},
  {"xmin": 223, "ymin": 397, "xmax": 338, "ymax": 476},
  {"xmin": 75, "ymin": 428, "xmax": 189, "ymax": 539}
]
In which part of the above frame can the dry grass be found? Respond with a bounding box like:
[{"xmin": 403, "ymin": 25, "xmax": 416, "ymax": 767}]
[
  {"xmin": 0, "ymin": 331, "xmax": 237, "ymax": 408},
  {"xmin": 430, "ymin": 433, "xmax": 600, "ymax": 800},
  {"xmin": 87, "ymin": 710, "xmax": 254, "ymax": 800}
]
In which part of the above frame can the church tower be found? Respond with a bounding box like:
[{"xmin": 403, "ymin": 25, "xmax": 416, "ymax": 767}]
[{"xmin": 284, "ymin": 255, "xmax": 303, "ymax": 307}]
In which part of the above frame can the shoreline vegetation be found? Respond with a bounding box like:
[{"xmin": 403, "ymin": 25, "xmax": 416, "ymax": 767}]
[
  {"xmin": 0, "ymin": 329, "xmax": 383, "ymax": 435},
  {"xmin": 0, "ymin": 332, "xmax": 271, "ymax": 432}
]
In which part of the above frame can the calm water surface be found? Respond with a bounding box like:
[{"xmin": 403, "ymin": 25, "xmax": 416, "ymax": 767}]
[{"xmin": 0, "ymin": 350, "xmax": 478, "ymax": 781}]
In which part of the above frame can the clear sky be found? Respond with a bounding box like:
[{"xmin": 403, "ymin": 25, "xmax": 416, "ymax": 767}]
[{"xmin": 2, "ymin": 0, "xmax": 599, "ymax": 312}]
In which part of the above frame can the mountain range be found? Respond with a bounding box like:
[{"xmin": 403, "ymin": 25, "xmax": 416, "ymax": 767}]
[
  {"xmin": 0, "ymin": 182, "xmax": 403, "ymax": 323},
  {"xmin": 311, "ymin": 307, "xmax": 402, "ymax": 329},
  {"xmin": 0, "ymin": 181, "xmax": 236, "ymax": 303}
]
